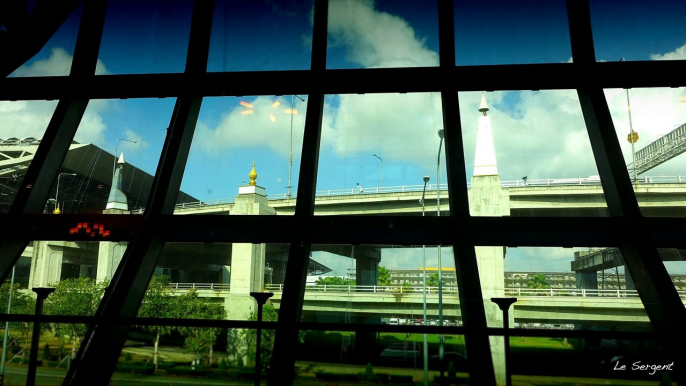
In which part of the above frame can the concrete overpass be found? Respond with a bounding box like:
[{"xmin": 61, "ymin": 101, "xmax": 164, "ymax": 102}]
[
  {"xmin": 171, "ymin": 176, "xmax": 686, "ymax": 217},
  {"xmin": 172, "ymin": 283, "xmax": 686, "ymax": 326}
]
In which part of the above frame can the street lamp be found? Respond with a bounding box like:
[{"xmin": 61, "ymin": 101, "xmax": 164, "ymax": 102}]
[
  {"xmin": 287, "ymin": 95, "xmax": 306, "ymax": 199},
  {"xmin": 420, "ymin": 175, "xmax": 430, "ymax": 386},
  {"xmin": 621, "ymin": 58, "xmax": 638, "ymax": 183},
  {"xmin": 372, "ymin": 154, "xmax": 383, "ymax": 190},
  {"xmin": 54, "ymin": 173, "xmax": 76, "ymax": 214},
  {"xmin": 436, "ymin": 128, "xmax": 445, "ymax": 382}
]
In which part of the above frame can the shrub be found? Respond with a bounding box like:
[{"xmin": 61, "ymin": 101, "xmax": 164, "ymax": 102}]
[
  {"xmin": 114, "ymin": 364, "xmax": 154, "ymax": 375},
  {"xmin": 43, "ymin": 343, "xmax": 50, "ymax": 360},
  {"xmin": 389, "ymin": 374, "xmax": 413, "ymax": 384},
  {"xmin": 124, "ymin": 352, "xmax": 132, "ymax": 362},
  {"xmin": 448, "ymin": 361, "xmax": 457, "ymax": 378},
  {"xmin": 165, "ymin": 366, "xmax": 205, "ymax": 376},
  {"xmin": 365, "ymin": 362, "xmax": 374, "ymax": 377},
  {"xmin": 218, "ymin": 358, "xmax": 227, "ymax": 370}
]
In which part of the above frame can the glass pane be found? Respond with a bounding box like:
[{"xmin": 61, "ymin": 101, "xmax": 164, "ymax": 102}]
[
  {"xmin": 146, "ymin": 243, "xmax": 290, "ymax": 321},
  {"xmin": 509, "ymin": 336, "xmax": 676, "ymax": 383},
  {"xmin": 98, "ymin": 0, "xmax": 193, "ymax": 74},
  {"xmin": 8, "ymin": 4, "xmax": 82, "ymax": 77},
  {"xmin": 660, "ymin": 249, "xmax": 686, "ymax": 296},
  {"xmin": 0, "ymin": 323, "xmax": 79, "ymax": 386},
  {"xmin": 178, "ymin": 96, "xmax": 307, "ymax": 214},
  {"xmin": 499, "ymin": 247, "xmax": 652, "ymax": 332},
  {"xmin": 460, "ymin": 91, "xmax": 609, "ymax": 217},
  {"xmin": 454, "ymin": 0, "xmax": 571, "ymax": 65},
  {"xmin": 327, "ymin": 0, "xmax": 439, "ymax": 69},
  {"xmin": 316, "ymin": 93, "xmax": 448, "ymax": 215},
  {"xmin": 605, "ymin": 87, "xmax": 686, "ymax": 217},
  {"xmin": 111, "ymin": 326, "xmax": 273, "ymax": 385},
  {"xmin": 208, "ymin": 0, "xmax": 312, "ymax": 72},
  {"xmin": 45, "ymin": 98, "xmax": 183, "ymax": 215},
  {"xmin": 299, "ymin": 330, "xmax": 468, "ymax": 385},
  {"xmin": 590, "ymin": 0, "xmax": 686, "ymax": 62},
  {"xmin": 0, "ymin": 101, "xmax": 56, "ymax": 213},
  {"xmin": 286, "ymin": 245, "xmax": 457, "ymax": 326}
]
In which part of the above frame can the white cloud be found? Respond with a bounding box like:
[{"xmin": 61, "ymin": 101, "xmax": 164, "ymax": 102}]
[
  {"xmin": 327, "ymin": 0, "xmax": 438, "ymax": 68},
  {"xmin": 194, "ymin": 0, "xmax": 686, "ymax": 186},
  {"xmin": 194, "ymin": 96, "xmax": 308, "ymax": 157},
  {"xmin": 1, "ymin": 48, "xmax": 112, "ymax": 145},
  {"xmin": 11, "ymin": 47, "xmax": 110, "ymax": 77},
  {"xmin": 650, "ymin": 42, "xmax": 686, "ymax": 60}
]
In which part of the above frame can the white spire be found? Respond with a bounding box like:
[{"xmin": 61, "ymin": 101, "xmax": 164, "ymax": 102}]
[
  {"xmin": 473, "ymin": 93, "xmax": 498, "ymax": 176},
  {"xmin": 117, "ymin": 152, "xmax": 125, "ymax": 165},
  {"xmin": 479, "ymin": 94, "xmax": 489, "ymax": 114}
]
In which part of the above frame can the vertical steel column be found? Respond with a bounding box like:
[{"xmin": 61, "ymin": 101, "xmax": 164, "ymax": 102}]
[
  {"xmin": 267, "ymin": 1, "xmax": 328, "ymax": 385},
  {"xmin": 0, "ymin": 0, "xmax": 108, "ymax": 284},
  {"xmin": 567, "ymin": 0, "xmax": 686, "ymax": 381},
  {"xmin": 61, "ymin": 2, "xmax": 214, "ymax": 385},
  {"xmin": 437, "ymin": 1, "xmax": 496, "ymax": 384}
]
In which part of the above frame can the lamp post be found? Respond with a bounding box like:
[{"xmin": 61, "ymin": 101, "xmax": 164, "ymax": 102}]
[
  {"xmin": 26, "ymin": 287, "xmax": 55, "ymax": 386},
  {"xmin": 372, "ymin": 154, "xmax": 383, "ymax": 190},
  {"xmin": 420, "ymin": 175, "xmax": 430, "ymax": 386},
  {"xmin": 250, "ymin": 292, "xmax": 274, "ymax": 386},
  {"xmin": 620, "ymin": 58, "xmax": 638, "ymax": 183},
  {"xmin": 0, "ymin": 267, "xmax": 15, "ymax": 386},
  {"xmin": 54, "ymin": 173, "xmax": 76, "ymax": 213},
  {"xmin": 288, "ymin": 95, "xmax": 306, "ymax": 199},
  {"xmin": 436, "ymin": 129, "xmax": 445, "ymax": 382},
  {"xmin": 491, "ymin": 298, "xmax": 517, "ymax": 386}
]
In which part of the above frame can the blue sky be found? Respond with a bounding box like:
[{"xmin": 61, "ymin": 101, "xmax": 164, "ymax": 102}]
[{"xmin": 3, "ymin": 0, "xmax": 686, "ymax": 276}]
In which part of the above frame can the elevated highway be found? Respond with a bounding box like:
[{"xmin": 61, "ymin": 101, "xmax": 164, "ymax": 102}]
[
  {"xmin": 172, "ymin": 284, "xmax": 686, "ymax": 326},
  {"xmin": 171, "ymin": 176, "xmax": 686, "ymax": 217}
]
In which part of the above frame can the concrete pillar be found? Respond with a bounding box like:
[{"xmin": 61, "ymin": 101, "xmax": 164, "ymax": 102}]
[
  {"xmin": 97, "ymin": 242, "xmax": 127, "ymax": 283},
  {"xmin": 469, "ymin": 174, "xmax": 510, "ymax": 386},
  {"xmin": 29, "ymin": 242, "xmax": 64, "ymax": 288},
  {"xmin": 352, "ymin": 246, "xmax": 382, "ymax": 362},
  {"xmin": 354, "ymin": 247, "xmax": 380, "ymax": 286},
  {"xmin": 226, "ymin": 185, "xmax": 276, "ymax": 322},
  {"xmin": 96, "ymin": 208, "xmax": 130, "ymax": 283},
  {"xmin": 575, "ymin": 271, "xmax": 599, "ymax": 291},
  {"xmin": 624, "ymin": 266, "xmax": 636, "ymax": 290}
]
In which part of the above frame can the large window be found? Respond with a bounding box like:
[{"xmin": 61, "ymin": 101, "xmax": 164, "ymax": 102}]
[{"xmin": 0, "ymin": 1, "xmax": 683, "ymax": 386}]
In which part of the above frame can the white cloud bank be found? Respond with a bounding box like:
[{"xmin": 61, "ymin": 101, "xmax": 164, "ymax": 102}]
[
  {"xmin": 1, "ymin": 48, "xmax": 151, "ymax": 157},
  {"xmin": 196, "ymin": 0, "xmax": 686, "ymax": 184}
]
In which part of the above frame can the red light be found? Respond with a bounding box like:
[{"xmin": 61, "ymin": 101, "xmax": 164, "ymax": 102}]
[
  {"xmin": 90, "ymin": 232, "xmax": 95, "ymax": 237},
  {"xmin": 104, "ymin": 231, "xmax": 111, "ymax": 237},
  {"xmin": 77, "ymin": 223, "xmax": 82, "ymax": 229}
]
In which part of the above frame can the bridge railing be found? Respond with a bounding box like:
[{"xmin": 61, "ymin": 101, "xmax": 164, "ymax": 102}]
[
  {"xmin": 260, "ymin": 284, "xmax": 686, "ymax": 299},
  {"xmin": 168, "ymin": 283, "xmax": 230, "ymax": 290},
  {"xmin": 165, "ymin": 175, "xmax": 686, "ymax": 212}
]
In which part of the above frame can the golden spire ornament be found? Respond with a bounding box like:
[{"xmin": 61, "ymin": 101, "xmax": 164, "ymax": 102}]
[{"xmin": 249, "ymin": 161, "xmax": 257, "ymax": 186}]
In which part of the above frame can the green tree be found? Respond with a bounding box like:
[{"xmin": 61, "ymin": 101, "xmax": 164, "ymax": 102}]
[
  {"xmin": 242, "ymin": 304, "xmax": 279, "ymax": 371},
  {"xmin": 240, "ymin": 305, "xmax": 305, "ymax": 370},
  {"xmin": 137, "ymin": 275, "xmax": 177, "ymax": 371},
  {"xmin": 426, "ymin": 273, "xmax": 445, "ymax": 288},
  {"xmin": 527, "ymin": 274, "xmax": 550, "ymax": 289},
  {"xmin": 0, "ymin": 283, "xmax": 36, "ymax": 357},
  {"xmin": 314, "ymin": 276, "xmax": 354, "ymax": 286},
  {"xmin": 45, "ymin": 278, "xmax": 108, "ymax": 359},
  {"xmin": 377, "ymin": 266, "xmax": 391, "ymax": 286},
  {"xmin": 175, "ymin": 289, "xmax": 225, "ymax": 365}
]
